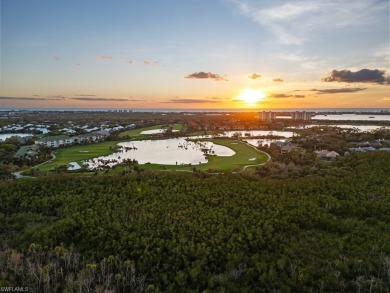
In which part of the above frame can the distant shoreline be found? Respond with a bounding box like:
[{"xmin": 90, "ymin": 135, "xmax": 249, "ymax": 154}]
[{"xmin": 1, "ymin": 107, "xmax": 389, "ymax": 113}]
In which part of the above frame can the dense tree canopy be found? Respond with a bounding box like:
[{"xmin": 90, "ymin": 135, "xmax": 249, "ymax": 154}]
[{"xmin": 1, "ymin": 152, "xmax": 389, "ymax": 292}]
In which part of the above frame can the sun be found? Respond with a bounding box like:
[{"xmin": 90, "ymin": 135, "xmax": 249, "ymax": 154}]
[{"xmin": 238, "ymin": 88, "xmax": 266, "ymax": 105}]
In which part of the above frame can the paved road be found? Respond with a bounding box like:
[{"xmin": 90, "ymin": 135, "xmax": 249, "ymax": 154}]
[
  {"xmin": 241, "ymin": 141, "xmax": 271, "ymax": 171},
  {"xmin": 13, "ymin": 151, "xmax": 56, "ymax": 179}
]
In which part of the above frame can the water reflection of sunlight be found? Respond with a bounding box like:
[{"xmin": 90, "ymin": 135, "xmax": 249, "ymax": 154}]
[{"xmin": 83, "ymin": 138, "xmax": 235, "ymax": 170}]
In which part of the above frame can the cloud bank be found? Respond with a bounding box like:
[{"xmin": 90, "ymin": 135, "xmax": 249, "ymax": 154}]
[
  {"xmin": 0, "ymin": 96, "xmax": 65, "ymax": 101},
  {"xmin": 185, "ymin": 72, "xmax": 227, "ymax": 81},
  {"xmin": 167, "ymin": 98, "xmax": 221, "ymax": 104},
  {"xmin": 323, "ymin": 69, "xmax": 390, "ymax": 84},
  {"xmin": 71, "ymin": 97, "xmax": 130, "ymax": 102},
  {"xmin": 312, "ymin": 87, "xmax": 367, "ymax": 94},
  {"xmin": 269, "ymin": 93, "xmax": 305, "ymax": 98}
]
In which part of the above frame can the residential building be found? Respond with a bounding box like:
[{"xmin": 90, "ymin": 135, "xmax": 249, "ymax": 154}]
[
  {"xmin": 74, "ymin": 132, "xmax": 105, "ymax": 143},
  {"xmin": 97, "ymin": 130, "xmax": 110, "ymax": 136},
  {"xmin": 272, "ymin": 141, "xmax": 299, "ymax": 154},
  {"xmin": 349, "ymin": 146, "xmax": 376, "ymax": 152},
  {"xmin": 258, "ymin": 111, "xmax": 276, "ymax": 122},
  {"xmin": 35, "ymin": 135, "xmax": 74, "ymax": 148},
  {"xmin": 259, "ymin": 111, "xmax": 313, "ymax": 122},
  {"xmin": 290, "ymin": 111, "xmax": 312, "ymax": 121},
  {"xmin": 35, "ymin": 131, "xmax": 107, "ymax": 148},
  {"xmin": 15, "ymin": 145, "xmax": 41, "ymax": 158},
  {"xmin": 314, "ymin": 150, "xmax": 340, "ymax": 161}
]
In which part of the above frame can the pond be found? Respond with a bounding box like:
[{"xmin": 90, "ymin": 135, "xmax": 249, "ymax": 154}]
[
  {"xmin": 68, "ymin": 162, "xmax": 81, "ymax": 171},
  {"xmin": 323, "ymin": 125, "xmax": 389, "ymax": 131},
  {"xmin": 215, "ymin": 130, "xmax": 295, "ymax": 138},
  {"xmin": 83, "ymin": 138, "xmax": 235, "ymax": 170},
  {"xmin": 140, "ymin": 129, "xmax": 179, "ymax": 135},
  {"xmin": 288, "ymin": 124, "xmax": 389, "ymax": 131},
  {"xmin": 313, "ymin": 114, "xmax": 390, "ymax": 121},
  {"xmin": 244, "ymin": 138, "xmax": 287, "ymax": 147}
]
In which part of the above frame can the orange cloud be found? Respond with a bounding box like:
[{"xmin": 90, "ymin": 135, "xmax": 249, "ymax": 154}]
[{"xmin": 269, "ymin": 93, "xmax": 304, "ymax": 98}]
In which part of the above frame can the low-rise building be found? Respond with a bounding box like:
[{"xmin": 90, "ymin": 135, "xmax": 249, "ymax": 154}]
[
  {"xmin": 35, "ymin": 131, "xmax": 107, "ymax": 148},
  {"xmin": 349, "ymin": 146, "xmax": 376, "ymax": 152},
  {"xmin": 74, "ymin": 132, "xmax": 105, "ymax": 143},
  {"xmin": 314, "ymin": 150, "xmax": 340, "ymax": 160},
  {"xmin": 35, "ymin": 135, "xmax": 73, "ymax": 148},
  {"xmin": 15, "ymin": 145, "xmax": 41, "ymax": 158},
  {"xmin": 97, "ymin": 130, "xmax": 110, "ymax": 136},
  {"xmin": 272, "ymin": 141, "xmax": 299, "ymax": 154}
]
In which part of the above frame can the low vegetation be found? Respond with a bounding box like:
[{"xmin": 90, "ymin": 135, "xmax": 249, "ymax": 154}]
[
  {"xmin": 2, "ymin": 113, "xmax": 390, "ymax": 291},
  {"xmin": 1, "ymin": 152, "xmax": 389, "ymax": 292}
]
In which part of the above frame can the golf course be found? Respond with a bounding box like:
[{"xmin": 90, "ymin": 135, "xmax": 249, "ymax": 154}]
[
  {"xmin": 118, "ymin": 124, "xmax": 184, "ymax": 138},
  {"xmin": 35, "ymin": 125, "xmax": 269, "ymax": 173}
]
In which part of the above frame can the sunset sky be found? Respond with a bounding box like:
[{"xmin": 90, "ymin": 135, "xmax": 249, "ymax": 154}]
[{"xmin": 1, "ymin": 0, "xmax": 389, "ymax": 109}]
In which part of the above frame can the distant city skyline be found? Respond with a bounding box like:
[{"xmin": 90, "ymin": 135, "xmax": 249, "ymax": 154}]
[{"xmin": 1, "ymin": 0, "xmax": 389, "ymax": 109}]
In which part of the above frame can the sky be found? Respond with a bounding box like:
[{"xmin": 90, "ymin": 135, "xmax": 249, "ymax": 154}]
[{"xmin": 1, "ymin": 0, "xmax": 389, "ymax": 109}]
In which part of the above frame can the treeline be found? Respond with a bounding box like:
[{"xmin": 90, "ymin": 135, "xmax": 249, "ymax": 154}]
[
  {"xmin": 1, "ymin": 152, "xmax": 390, "ymax": 292},
  {"xmin": 0, "ymin": 245, "xmax": 150, "ymax": 292}
]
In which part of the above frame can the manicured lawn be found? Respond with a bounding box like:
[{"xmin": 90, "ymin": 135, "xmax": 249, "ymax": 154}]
[
  {"xmin": 37, "ymin": 141, "xmax": 119, "ymax": 171},
  {"xmin": 140, "ymin": 138, "xmax": 269, "ymax": 172},
  {"xmin": 35, "ymin": 136, "xmax": 269, "ymax": 173},
  {"xmin": 118, "ymin": 124, "xmax": 184, "ymax": 138},
  {"xmin": 195, "ymin": 138, "xmax": 269, "ymax": 171},
  {"xmin": 118, "ymin": 125, "xmax": 162, "ymax": 138},
  {"xmin": 171, "ymin": 123, "xmax": 184, "ymax": 131}
]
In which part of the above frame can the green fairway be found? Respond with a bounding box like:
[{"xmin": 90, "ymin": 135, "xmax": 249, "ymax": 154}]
[
  {"xmin": 37, "ymin": 141, "xmax": 119, "ymax": 171},
  {"xmin": 172, "ymin": 123, "xmax": 184, "ymax": 131},
  {"xmin": 194, "ymin": 138, "xmax": 269, "ymax": 171},
  {"xmin": 118, "ymin": 125, "xmax": 162, "ymax": 138},
  {"xmin": 36, "ymin": 136, "xmax": 268, "ymax": 173},
  {"xmin": 140, "ymin": 139, "xmax": 269, "ymax": 172},
  {"xmin": 118, "ymin": 124, "xmax": 184, "ymax": 138}
]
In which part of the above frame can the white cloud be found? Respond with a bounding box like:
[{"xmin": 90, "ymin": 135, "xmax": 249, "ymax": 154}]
[
  {"xmin": 336, "ymin": 43, "xmax": 390, "ymax": 71},
  {"xmin": 259, "ymin": 2, "xmax": 320, "ymax": 21},
  {"xmin": 228, "ymin": 0, "xmax": 388, "ymax": 45},
  {"xmin": 372, "ymin": 44, "xmax": 390, "ymax": 71},
  {"xmin": 275, "ymin": 51, "xmax": 328, "ymax": 70}
]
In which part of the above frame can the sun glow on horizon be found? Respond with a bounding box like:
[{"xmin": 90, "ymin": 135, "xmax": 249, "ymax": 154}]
[{"xmin": 238, "ymin": 89, "xmax": 266, "ymax": 106}]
